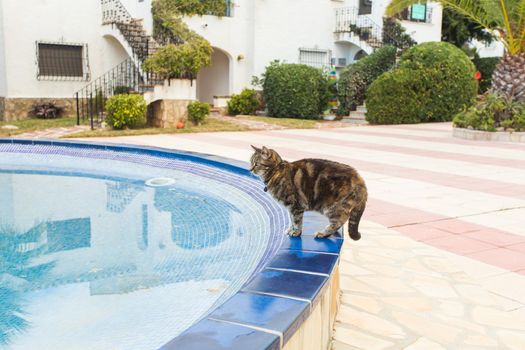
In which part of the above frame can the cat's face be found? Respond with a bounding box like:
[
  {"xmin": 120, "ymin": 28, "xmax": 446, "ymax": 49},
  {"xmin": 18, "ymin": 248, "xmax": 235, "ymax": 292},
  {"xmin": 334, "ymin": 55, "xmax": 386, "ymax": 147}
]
[{"xmin": 250, "ymin": 145, "xmax": 282, "ymax": 176}]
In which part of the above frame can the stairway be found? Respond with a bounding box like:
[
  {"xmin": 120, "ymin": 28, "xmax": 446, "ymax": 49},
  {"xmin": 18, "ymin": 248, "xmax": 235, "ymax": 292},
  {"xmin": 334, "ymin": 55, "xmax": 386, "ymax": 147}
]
[
  {"xmin": 334, "ymin": 7, "xmax": 401, "ymax": 53},
  {"xmin": 342, "ymin": 105, "xmax": 369, "ymax": 125},
  {"xmin": 75, "ymin": 0, "xmax": 165, "ymax": 127}
]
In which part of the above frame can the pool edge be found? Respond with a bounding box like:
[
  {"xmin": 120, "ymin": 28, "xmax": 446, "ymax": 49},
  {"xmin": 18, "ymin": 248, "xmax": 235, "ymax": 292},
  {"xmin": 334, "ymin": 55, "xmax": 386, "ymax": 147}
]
[{"xmin": 1, "ymin": 138, "xmax": 343, "ymax": 350}]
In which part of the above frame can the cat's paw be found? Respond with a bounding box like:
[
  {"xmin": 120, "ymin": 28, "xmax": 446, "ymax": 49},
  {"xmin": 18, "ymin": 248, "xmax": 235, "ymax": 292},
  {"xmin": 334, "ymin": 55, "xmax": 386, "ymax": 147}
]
[
  {"xmin": 286, "ymin": 228, "xmax": 302, "ymax": 237},
  {"xmin": 315, "ymin": 231, "xmax": 332, "ymax": 239}
]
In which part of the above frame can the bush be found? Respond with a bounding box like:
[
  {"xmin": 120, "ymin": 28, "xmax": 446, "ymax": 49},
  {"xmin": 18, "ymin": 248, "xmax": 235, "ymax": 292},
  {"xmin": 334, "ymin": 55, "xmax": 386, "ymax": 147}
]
[
  {"xmin": 262, "ymin": 62, "xmax": 330, "ymax": 119},
  {"xmin": 187, "ymin": 101, "xmax": 210, "ymax": 125},
  {"xmin": 472, "ymin": 56, "xmax": 501, "ymax": 93},
  {"xmin": 113, "ymin": 86, "xmax": 131, "ymax": 95},
  {"xmin": 382, "ymin": 18, "xmax": 417, "ymax": 51},
  {"xmin": 337, "ymin": 45, "xmax": 397, "ymax": 116},
  {"xmin": 105, "ymin": 94, "xmax": 147, "ymax": 129},
  {"xmin": 454, "ymin": 92, "xmax": 525, "ymax": 131},
  {"xmin": 366, "ymin": 42, "xmax": 478, "ymax": 124},
  {"xmin": 227, "ymin": 89, "xmax": 260, "ymax": 115}
]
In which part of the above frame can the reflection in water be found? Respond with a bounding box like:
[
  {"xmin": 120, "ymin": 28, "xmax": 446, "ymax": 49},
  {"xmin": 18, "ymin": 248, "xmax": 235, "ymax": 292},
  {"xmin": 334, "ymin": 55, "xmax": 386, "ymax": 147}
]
[
  {"xmin": 155, "ymin": 187, "xmax": 244, "ymax": 250},
  {"xmin": 0, "ymin": 225, "xmax": 55, "ymax": 345}
]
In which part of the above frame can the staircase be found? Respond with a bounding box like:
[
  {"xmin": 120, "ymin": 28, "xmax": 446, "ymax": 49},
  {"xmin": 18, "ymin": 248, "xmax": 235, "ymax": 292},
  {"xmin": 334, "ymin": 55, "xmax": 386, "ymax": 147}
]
[
  {"xmin": 342, "ymin": 105, "xmax": 369, "ymax": 125},
  {"xmin": 75, "ymin": 0, "xmax": 164, "ymax": 127},
  {"xmin": 334, "ymin": 7, "xmax": 400, "ymax": 54}
]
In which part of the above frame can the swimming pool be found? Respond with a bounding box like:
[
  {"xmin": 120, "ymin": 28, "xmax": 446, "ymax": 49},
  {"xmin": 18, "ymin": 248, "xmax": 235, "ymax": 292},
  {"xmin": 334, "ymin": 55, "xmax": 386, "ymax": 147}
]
[{"xmin": 0, "ymin": 140, "xmax": 290, "ymax": 350}]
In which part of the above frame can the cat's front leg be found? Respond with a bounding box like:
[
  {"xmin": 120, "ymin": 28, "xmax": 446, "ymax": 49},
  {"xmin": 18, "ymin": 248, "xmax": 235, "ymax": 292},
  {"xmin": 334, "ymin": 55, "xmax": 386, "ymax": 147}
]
[{"xmin": 286, "ymin": 207, "xmax": 304, "ymax": 237}]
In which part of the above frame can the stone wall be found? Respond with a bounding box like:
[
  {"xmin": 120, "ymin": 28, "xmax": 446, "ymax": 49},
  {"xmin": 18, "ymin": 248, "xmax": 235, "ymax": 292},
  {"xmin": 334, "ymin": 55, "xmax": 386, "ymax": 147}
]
[
  {"xmin": 147, "ymin": 99, "xmax": 193, "ymax": 128},
  {"xmin": 0, "ymin": 98, "xmax": 77, "ymax": 121}
]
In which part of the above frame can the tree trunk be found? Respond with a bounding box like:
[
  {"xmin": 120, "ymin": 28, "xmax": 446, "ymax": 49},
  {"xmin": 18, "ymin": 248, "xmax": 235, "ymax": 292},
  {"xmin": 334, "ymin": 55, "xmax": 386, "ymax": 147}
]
[{"xmin": 491, "ymin": 52, "xmax": 525, "ymax": 101}]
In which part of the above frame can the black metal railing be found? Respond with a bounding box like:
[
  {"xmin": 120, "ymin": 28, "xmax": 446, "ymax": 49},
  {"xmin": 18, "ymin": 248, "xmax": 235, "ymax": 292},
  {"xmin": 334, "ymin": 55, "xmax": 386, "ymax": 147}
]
[
  {"xmin": 334, "ymin": 7, "xmax": 400, "ymax": 51},
  {"xmin": 74, "ymin": 57, "xmax": 159, "ymax": 128}
]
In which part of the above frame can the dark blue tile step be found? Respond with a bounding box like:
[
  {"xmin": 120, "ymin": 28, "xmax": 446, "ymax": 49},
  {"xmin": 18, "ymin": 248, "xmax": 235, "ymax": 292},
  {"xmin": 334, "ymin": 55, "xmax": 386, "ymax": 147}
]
[
  {"xmin": 209, "ymin": 291, "xmax": 309, "ymax": 344},
  {"xmin": 159, "ymin": 319, "xmax": 280, "ymax": 350}
]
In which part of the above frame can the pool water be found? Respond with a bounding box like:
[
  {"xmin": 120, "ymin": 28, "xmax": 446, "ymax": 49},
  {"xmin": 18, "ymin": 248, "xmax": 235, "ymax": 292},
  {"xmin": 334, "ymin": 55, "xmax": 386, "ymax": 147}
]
[{"xmin": 0, "ymin": 143, "xmax": 288, "ymax": 350}]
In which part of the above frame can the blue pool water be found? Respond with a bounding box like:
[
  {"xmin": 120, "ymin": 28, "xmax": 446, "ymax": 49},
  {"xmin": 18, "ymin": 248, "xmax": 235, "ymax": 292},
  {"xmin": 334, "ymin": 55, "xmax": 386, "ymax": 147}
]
[{"xmin": 0, "ymin": 142, "xmax": 289, "ymax": 350}]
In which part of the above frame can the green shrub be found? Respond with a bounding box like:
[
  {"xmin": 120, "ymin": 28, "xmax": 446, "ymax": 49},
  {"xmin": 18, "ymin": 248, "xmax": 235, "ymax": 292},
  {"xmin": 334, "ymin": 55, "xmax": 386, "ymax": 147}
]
[
  {"xmin": 454, "ymin": 92, "xmax": 525, "ymax": 131},
  {"xmin": 105, "ymin": 94, "xmax": 147, "ymax": 129},
  {"xmin": 227, "ymin": 89, "xmax": 261, "ymax": 116},
  {"xmin": 262, "ymin": 62, "xmax": 329, "ymax": 119},
  {"xmin": 113, "ymin": 86, "xmax": 131, "ymax": 95},
  {"xmin": 382, "ymin": 18, "xmax": 417, "ymax": 51},
  {"xmin": 472, "ymin": 56, "xmax": 501, "ymax": 93},
  {"xmin": 187, "ymin": 101, "xmax": 210, "ymax": 125},
  {"xmin": 366, "ymin": 42, "xmax": 478, "ymax": 124},
  {"xmin": 337, "ymin": 45, "xmax": 397, "ymax": 116}
]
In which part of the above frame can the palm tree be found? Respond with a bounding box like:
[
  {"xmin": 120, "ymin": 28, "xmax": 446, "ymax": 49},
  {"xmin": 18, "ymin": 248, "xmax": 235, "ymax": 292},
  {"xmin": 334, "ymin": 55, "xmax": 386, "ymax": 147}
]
[{"xmin": 386, "ymin": 0, "xmax": 525, "ymax": 101}]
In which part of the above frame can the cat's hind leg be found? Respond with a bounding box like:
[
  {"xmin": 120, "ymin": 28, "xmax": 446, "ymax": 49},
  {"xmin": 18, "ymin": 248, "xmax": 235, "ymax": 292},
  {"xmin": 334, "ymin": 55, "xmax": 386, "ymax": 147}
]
[{"xmin": 315, "ymin": 209, "xmax": 350, "ymax": 239}]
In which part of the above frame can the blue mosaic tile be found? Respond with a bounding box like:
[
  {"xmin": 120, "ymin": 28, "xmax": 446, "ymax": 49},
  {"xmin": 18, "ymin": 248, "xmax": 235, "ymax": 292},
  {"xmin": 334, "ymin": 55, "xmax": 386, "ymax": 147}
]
[
  {"xmin": 209, "ymin": 291, "xmax": 309, "ymax": 344},
  {"xmin": 280, "ymin": 235, "xmax": 343, "ymax": 254},
  {"xmin": 242, "ymin": 269, "xmax": 327, "ymax": 301},
  {"xmin": 267, "ymin": 250, "xmax": 339, "ymax": 275},
  {"xmin": 159, "ymin": 319, "xmax": 280, "ymax": 350}
]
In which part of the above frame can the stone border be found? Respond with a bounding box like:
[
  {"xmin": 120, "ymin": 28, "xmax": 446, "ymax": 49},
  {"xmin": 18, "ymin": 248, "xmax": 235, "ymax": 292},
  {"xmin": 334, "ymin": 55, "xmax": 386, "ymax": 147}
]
[
  {"xmin": 0, "ymin": 138, "xmax": 342, "ymax": 350},
  {"xmin": 453, "ymin": 127, "xmax": 525, "ymax": 143}
]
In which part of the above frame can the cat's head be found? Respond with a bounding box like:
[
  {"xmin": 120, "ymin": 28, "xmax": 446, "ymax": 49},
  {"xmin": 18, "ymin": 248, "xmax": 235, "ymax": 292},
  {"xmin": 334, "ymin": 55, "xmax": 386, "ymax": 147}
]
[{"xmin": 250, "ymin": 145, "xmax": 282, "ymax": 176}]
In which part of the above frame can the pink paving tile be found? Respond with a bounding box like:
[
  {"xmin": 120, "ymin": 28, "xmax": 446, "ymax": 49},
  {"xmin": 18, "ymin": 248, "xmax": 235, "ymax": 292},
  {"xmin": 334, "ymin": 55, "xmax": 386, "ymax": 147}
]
[
  {"xmin": 427, "ymin": 219, "xmax": 481, "ymax": 234},
  {"xmin": 467, "ymin": 248, "xmax": 525, "ymax": 272},
  {"xmin": 396, "ymin": 224, "xmax": 452, "ymax": 241},
  {"xmin": 425, "ymin": 235, "xmax": 496, "ymax": 255},
  {"xmin": 463, "ymin": 230, "xmax": 525, "ymax": 247},
  {"xmin": 507, "ymin": 243, "xmax": 525, "ymax": 254}
]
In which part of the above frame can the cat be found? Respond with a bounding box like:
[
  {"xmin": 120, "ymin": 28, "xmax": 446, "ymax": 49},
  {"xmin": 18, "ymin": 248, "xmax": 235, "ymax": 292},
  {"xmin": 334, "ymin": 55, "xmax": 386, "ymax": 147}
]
[{"xmin": 250, "ymin": 146, "xmax": 367, "ymax": 240}]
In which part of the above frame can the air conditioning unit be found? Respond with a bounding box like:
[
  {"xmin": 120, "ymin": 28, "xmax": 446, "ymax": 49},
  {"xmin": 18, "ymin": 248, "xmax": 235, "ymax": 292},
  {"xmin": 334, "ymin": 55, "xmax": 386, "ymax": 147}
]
[{"xmin": 331, "ymin": 58, "xmax": 347, "ymax": 67}]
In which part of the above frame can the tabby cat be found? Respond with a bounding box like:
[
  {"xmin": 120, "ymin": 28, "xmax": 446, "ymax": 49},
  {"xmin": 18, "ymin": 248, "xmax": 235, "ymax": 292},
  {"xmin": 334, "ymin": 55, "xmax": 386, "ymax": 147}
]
[{"xmin": 250, "ymin": 146, "xmax": 367, "ymax": 240}]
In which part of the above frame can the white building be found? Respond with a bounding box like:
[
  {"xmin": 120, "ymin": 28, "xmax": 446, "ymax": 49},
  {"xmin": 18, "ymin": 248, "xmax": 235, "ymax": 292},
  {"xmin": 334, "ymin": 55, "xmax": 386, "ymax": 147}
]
[{"xmin": 0, "ymin": 0, "xmax": 443, "ymax": 121}]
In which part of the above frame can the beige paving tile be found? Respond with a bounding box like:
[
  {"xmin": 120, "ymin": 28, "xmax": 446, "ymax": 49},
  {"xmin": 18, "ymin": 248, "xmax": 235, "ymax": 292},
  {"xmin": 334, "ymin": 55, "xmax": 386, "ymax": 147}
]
[
  {"xmin": 404, "ymin": 337, "xmax": 447, "ymax": 350},
  {"xmin": 497, "ymin": 330, "xmax": 525, "ymax": 350},
  {"xmin": 391, "ymin": 311, "xmax": 462, "ymax": 345},
  {"xmin": 472, "ymin": 306, "xmax": 525, "ymax": 331},
  {"xmin": 332, "ymin": 327, "xmax": 394, "ymax": 350},
  {"xmin": 336, "ymin": 305, "xmax": 406, "ymax": 339},
  {"xmin": 340, "ymin": 294, "xmax": 382, "ymax": 314}
]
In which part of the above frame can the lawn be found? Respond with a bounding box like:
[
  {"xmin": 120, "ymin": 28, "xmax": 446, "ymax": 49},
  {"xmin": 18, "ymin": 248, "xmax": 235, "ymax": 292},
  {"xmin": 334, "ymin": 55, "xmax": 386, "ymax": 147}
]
[
  {"xmin": 239, "ymin": 115, "xmax": 321, "ymax": 129},
  {"xmin": 67, "ymin": 117, "xmax": 250, "ymax": 138},
  {"xmin": 0, "ymin": 117, "xmax": 78, "ymax": 137}
]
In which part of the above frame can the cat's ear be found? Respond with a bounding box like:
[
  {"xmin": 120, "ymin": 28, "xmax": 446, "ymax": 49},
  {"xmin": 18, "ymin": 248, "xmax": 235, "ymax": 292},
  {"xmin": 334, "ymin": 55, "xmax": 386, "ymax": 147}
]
[
  {"xmin": 261, "ymin": 146, "xmax": 271, "ymax": 158},
  {"xmin": 251, "ymin": 145, "xmax": 261, "ymax": 152}
]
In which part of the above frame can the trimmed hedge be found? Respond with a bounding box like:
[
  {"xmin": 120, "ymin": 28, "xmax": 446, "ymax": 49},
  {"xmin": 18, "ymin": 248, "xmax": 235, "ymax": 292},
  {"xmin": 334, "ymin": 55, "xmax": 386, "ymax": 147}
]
[
  {"xmin": 366, "ymin": 42, "xmax": 478, "ymax": 124},
  {"xmin": 337, "ymin": 45, "xmax": 397, "ymax": 116},
  {"xmin": 472, "ymin": 56, "xmax": 501, "ymax": 93},
  {"xmin": 227, "ymin": 89, "xmax": 260, "ymax": 116},
  {"xmin": 105, "ymin": 94, "xmax": 147, "ymax": 129},
  {"xmin": 262, "ymin": 62, "xmax": 329, "ymax": 119}
]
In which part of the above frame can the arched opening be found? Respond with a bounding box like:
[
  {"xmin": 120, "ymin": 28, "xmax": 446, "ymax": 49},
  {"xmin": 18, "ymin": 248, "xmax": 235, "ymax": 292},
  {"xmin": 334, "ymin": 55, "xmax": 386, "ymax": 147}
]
[
  {"xmin": 354, "ymin": 50, "xmax": 368, "ymax": 61},
  {"xmin": 196, "ymin": 47, "xmax": 231, "ymax": 104}
]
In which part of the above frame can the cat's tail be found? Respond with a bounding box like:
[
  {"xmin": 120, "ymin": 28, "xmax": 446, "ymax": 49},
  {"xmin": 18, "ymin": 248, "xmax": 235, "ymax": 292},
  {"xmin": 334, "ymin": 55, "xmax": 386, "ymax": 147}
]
[{"xmin": 348, "ymin": 186, "xmax": 367, "ymax": 241}]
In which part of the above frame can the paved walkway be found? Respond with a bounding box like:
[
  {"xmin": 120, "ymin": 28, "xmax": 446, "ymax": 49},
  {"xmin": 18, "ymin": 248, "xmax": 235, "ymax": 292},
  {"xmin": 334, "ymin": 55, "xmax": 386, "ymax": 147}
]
[
  {"xmin": 16, "ymin": 125, "xmax": 90, "ymax": 139},
  {"xmin": 74, "ymin": 122, "xmax": 525, "ymax": 349}
]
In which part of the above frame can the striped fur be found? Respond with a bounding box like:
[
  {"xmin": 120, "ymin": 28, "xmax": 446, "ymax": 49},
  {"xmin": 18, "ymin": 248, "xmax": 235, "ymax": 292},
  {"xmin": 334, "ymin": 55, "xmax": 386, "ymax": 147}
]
[{"xmin": 250, "ymin": 146, "xmax": 367, "ymax": 240}]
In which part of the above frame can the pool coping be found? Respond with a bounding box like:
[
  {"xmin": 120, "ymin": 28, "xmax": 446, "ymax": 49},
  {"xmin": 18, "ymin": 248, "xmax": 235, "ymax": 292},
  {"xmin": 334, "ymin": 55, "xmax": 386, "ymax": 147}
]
[{"xmin": 0, "ymin": 138, "xmax": 344, "ymax": 350}]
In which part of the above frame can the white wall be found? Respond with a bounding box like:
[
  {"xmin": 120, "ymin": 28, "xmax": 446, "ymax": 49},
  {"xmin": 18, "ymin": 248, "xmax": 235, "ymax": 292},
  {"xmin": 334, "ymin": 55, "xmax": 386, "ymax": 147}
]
[
  {"xmin": 473, "ymin": 39, "xmax": 505, "ymax": 58},
  {"xmin": 0, "ymin": 0, "xmax": 7, "ymax": 97},
  {"xmin": 197, "ymin": 48, "xmax": 231, "ymax": 103},
  {"xmin": 1, "ymin": 0, "xmax": 131, "ymax": 99}
]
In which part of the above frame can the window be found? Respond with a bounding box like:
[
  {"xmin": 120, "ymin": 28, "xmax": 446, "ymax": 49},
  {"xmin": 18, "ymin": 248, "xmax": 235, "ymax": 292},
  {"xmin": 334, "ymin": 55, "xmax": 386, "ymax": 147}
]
[
  {"xmin": 37, "ymin": 42, "xmax": 90, "ymax": 80},
  {"xmin": 400, "ymin": 4, "xmax": 431, "ymax": 23},
  {"xmin": 358, "ymin": 0, "xmax": 372, "ymax": 15},
  {"xmin": 299, "ymin": 48, "xmax": 332, "ymax": 69}
]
